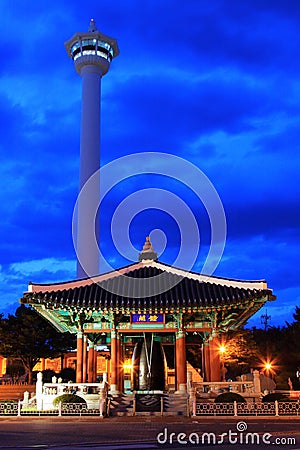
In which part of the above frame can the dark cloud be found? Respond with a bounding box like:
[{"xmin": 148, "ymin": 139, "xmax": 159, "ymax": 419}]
[{"xmin": 0, "ymin": 0, "xmax": 299, "ymax": 327}]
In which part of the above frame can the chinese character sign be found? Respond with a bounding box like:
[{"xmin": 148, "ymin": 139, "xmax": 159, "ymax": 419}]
[{"xmin": 131, "ymin": 314, "xmax": 165, "ymax": 324}]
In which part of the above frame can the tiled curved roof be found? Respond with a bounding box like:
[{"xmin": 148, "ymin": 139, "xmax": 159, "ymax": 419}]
[{"xmin": 22, "ymin": 265, "xmax": 273, "ymax": 312}]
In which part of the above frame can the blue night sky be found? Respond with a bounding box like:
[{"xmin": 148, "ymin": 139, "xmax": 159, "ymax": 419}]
[{"xmin": 0, "ymin": 0, "xmax": 299, "ymax": 327}]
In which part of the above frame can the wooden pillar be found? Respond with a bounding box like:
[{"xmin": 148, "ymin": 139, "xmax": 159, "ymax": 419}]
[
  {"xmin": 76, "ymin": 331, "xmax": 83, "ymax": 383},
  {"xmin": 110, "ymin": 329, "xmax": 118, "ymax": 392},
  {"xmin": 203, "ymin": 336, "xmax": 221, "ymax": 382},
  {"xmin": 209, "ymin": 336, "xmax": 221, "ymax": 382},
  {"xmin": 117, "ymin": 335, "xmax": 123, "ymax": 392},
  {"xmin": 88, "ymin": 341, "xmax": 94, "ymax": 383},
  {"xmin": 203, "ymin": 341, "xmax": 210, "ymax": 382},
  {"xmin": 93, "ymin": 345, "xmax": 98, "ymax": 382},
  {"xmin": 82, "ymin": 335, "xmax": 87, "ymax": 383},
  {"xmin": 175, "ymin": 330, "xmax": 187, "ymax": 391}
]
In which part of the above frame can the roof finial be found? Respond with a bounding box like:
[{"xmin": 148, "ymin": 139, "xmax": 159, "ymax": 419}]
[
  {"xmin": 138, "ymin": 236, "xmax": 158, "ymax": 262},
  {"xmin": 88, "ymin": 18, "xmax": 98, "ymax": 33}
]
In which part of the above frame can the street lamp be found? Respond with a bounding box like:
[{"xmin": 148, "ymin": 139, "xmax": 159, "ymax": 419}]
[
  {"xmin": 265, "ymin": 362, "xmax": 272, "ymax": 372},
  {"xmin": 123, "ymin": 359, "xmax": 132, "ymax": 374},
  {"xmin": 219, "ymin": 344, "xmax": 226, "ymax": 355},
  {"xmin": 123, "ymin": 359, "xmax": 132, "ymax": 393}
]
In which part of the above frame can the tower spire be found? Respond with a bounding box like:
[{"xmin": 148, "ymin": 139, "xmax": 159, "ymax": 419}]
[{"xmin": 88, "ymin": 18, "xmax": 98, "ymax": 33}]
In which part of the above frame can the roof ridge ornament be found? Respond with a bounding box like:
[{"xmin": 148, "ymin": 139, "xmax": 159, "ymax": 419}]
[{"xmin": 138, "ymin": 236, "xmax": 158, "ymax": 262}]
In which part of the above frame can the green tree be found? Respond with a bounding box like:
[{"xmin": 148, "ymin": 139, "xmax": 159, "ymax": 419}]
[
  {"xmin": 283, "ymin": 306, "xmax": 300, "ymax": 385},
  {"xmin": 251, "ymin": 312, "xmax": 300, "ymax": 389},
  {"xmin": 221, "ymin": 329, "xmax": 260, "ymax": 378},
  {"xmin": 0, "ymin": 305, "xmax": 76, "ymax": 384},
  {"xmin": 5, "ymin": 360, "xmax": 25, "ymax": 382}
]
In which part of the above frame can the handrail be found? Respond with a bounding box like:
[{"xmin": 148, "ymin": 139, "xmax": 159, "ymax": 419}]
[
  {"xmin": 194, "ymin": 381, "xmax": 253, "ymax": 386},
  {"xmin": 106, "ymin": 397, "xmax": 111, "ymax": 416}
]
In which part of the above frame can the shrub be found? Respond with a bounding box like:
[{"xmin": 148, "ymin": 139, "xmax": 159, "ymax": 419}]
[
  {"xmin": 53, "ymin": 394, "xmax": 86, "ymax": 407},
  {"xmin": 59, "ymin": 367, "xmax": 76, "ymax": 382},
  {"xmin": 6, "ymin": 360, "xmax": 25, "ymax": 382},
  {"xmin": 42, "ymin": 369, "xmax": 57, "ymax": 383},
  {"xmin": 262, "ymin": 393, "xmax": 290, "ymax": 403},
  {"xmin": 214, "ymin": 392, "xmax": 246, "ymax": 403}
]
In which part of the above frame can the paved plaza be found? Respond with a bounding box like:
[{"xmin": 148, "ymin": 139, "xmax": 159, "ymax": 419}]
[{"xmin": 0, "ymin": 416, "xmax": 299, "ymax": 449}]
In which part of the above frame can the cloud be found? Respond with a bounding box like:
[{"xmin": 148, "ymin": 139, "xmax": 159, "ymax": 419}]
[
  {"xmin": 9, "ymin": 258, "xmax": 76, "ymax": 280},
  {"xmin": 0, "ymin": 256, "xmax": 76, "ymax": 313},
  {"xmin": 0, "ymin": 0, "xmax": 299, "ymax": 327}
]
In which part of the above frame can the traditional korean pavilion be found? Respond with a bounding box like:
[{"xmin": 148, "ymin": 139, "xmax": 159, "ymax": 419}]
[
  {"xmin": 18, "ymin": 22, "xmax": 275, "ymax": 398},
  {"xmin": 21, "ymin": 237, "xmax": 274, "ymax": 392}
]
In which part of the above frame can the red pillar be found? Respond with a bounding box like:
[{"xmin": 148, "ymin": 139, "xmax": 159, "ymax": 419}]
[
  {"xmin": 209, "ymin": 336, "xmax": 221, "ymax": 382},
  {"xmin": 76, "ymin": 331, "xmax": 83, "ymax": 383},
  {"xmin": 175, "ymin": 330, "xmax": 187, "ymax": 391},
  {"xmin": 110, "ymin": 329, "xmax": 118, "ymax": 391},
  {"xmin": 82, "ymin": 335, "xmax": 87, "ymax": 382},
  {"xmin": 203, "ymin": 342, "xmax": 210, "ymax": 382},
  {"xmin": 117, "ymin": 335, "xmax": 123, "ymax": 392},
  {"xmin": 203, "ymin": 336, "xmax": 221, "ymax": 382},
  {"xmin": 93, "ymin": 345, "xmax": 98, "ymax": 382},
  {"xmin": 88, "ymin": 342, "xmax": 94, "ymax": 382}
]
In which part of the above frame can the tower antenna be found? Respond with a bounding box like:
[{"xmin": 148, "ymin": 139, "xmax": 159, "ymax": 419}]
[{"xmin": 261, "ymin": 309, "xmax": 271, "ymax": 331}]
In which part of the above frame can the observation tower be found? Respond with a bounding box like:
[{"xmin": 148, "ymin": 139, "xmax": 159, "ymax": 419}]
[{"xmin": 65, "ymin": 19, "xmax": 119, "ymax": 278}]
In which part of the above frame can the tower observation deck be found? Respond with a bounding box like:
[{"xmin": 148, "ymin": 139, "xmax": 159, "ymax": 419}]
[{"xmin": 65, "ymin": 20, "xmax": 119, "ymax": 279}]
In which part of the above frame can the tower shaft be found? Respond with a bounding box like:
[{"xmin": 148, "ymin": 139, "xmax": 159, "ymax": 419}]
[
  {"xmin": 65, "ymin": 20, "xmax": 119, "ymax": 278},
  {"xmin": 80, "ymin": 65, "xmax": 101, "ymax": 189},
  {"xmin": 76, "ymin": 66, "xmax": 101, "ymax": 278}
]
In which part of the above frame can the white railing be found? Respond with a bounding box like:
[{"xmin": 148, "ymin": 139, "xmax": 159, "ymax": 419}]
[
  {"xmin": 193, "ymin": 381, "xmax": 256, "ymax": 395},
  {"xmin": 193, "ymin": 401, "xmax": 300, "ymax": 416},
  {"xmin": 0, "ymin": 400, "xmax": 299, "ymax": 417},
  {"xmin": 275, "ymin": 389, "xmax": 300, "ymax": 400},
  {"xmin": 40, "ymin": 382, "xmax": 108, "ymax": 411}
]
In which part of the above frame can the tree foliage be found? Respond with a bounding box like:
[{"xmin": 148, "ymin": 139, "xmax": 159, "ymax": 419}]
[
  {"xmin": 214, "ymin": 392, "xmax": 246, "ymax": 403},
  {"xmin": 251, "ymin": 308, "xmax": 300, "ymax": 389},
  {"xmin": 0, "ymin": 305, "xmax": 76, "ymax": 384},
  {"xmin": 220, "ymin": 329, "xmax": 260, "ymax": 378}
]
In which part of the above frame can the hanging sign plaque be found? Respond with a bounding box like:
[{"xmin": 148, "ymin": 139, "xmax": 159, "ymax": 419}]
[{"xmin": 131, "ymin": 313, "xmax": 165, "ymax": 324}]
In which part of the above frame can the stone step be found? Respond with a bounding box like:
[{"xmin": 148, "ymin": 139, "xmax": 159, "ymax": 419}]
[
  {"xmin": 0, "ymin": 385, "xmax": 35, "ymax": 401},
  {"xmin": 109, "ymin": 392, "xmax": 190, "ymax": 417}
]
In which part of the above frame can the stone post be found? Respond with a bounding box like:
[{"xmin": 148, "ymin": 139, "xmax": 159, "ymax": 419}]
[
  {"xmin": 36, "ymin": 372, "xmax": 43, "ymax": 410},
  {"xmin": 187, "ymin": 370, "xmax": 193, "ymax": 392},
  {"xmin": 99, "ymin": 387, "xmax": 105, "ymax": 418},
  {"xmin": 190, "ymin": 387, "xmax": 196, "ymax": 417},
  {"xmin": 253, "ymin": 370, "xmax": 261, "ymax": 394},
  {"xmin": 23, "ymin": 391, "xmax": 29, "ymax": 408}
]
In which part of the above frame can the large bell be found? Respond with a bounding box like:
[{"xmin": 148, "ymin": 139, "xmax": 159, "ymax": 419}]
[{"xmin": 131, "ymin": 335, "xmax": 167, "ymax": 391}]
